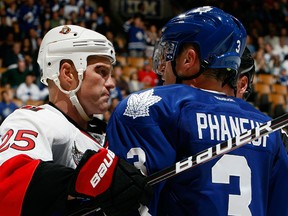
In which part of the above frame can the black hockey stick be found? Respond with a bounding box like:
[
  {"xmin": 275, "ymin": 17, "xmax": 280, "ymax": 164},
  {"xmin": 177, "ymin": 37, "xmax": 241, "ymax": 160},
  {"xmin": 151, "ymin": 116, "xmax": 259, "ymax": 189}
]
[
  {"xmin": 69, "ymin": 113, "xmax": 288, "ymax": 216},
  {"xmin": 146, "ymin": 112, "xmax": 288, "ymax": 186}
]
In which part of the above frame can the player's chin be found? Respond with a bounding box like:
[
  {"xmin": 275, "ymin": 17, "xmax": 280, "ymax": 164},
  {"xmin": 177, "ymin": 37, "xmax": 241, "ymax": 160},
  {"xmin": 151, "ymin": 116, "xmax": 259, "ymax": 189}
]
[
  {"xmin": 88, "ymin": 101, "xmax": 109, "ymax": 115},
  {"xmin": 98, "ymin": 101, "xmax": 110, "ymax": 112}
]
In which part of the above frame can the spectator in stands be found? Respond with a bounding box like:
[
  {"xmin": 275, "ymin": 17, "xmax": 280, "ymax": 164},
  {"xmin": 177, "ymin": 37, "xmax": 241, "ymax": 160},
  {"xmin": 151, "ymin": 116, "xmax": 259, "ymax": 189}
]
[
  {"xmin": 67, "ymin": 10, "xmax": 79, "ymax": 25},
  {"xmin": 273, "ymin": 36, "xmax": 288, "ymax": 61},
  {"xmin": 145, "ymin": 24, "xmax": 159, "ymax": 58},
  {"xmin": 17, "ymin": 0, "xmax": 40, "ymax": 38},
  {"xmin": 21, "ymin": 37, "xmax": 34, "ymax": 71},
  {"xmin": 263, "ymin": 23, "xmax": 279, "ymax": 49},
  {"xmin": 128, "ymin": 71, "xmax": 144, "ymax": 93},
  {"xmin": 96, "ymin": 6, "xmax": 105, "ymax": 26},
  {"xmin": 16, "ymin": 72, "xmax": 42, "ymax": 103},
  {"xmin": 263, "ymin": 42, "xmax": 275, "ymax": 73},
  {"xmin": 21, "ymin": 38, "xmax": 33, "ymax": 58},
  {"xmin": 278, "ymin": 68, "xmax": 288, "ymax": 86},
  {"xmin": 105, "ymin": 31, "xmax": 121, "ymax": 55},
  {"xmin": 112, "ymin": 63, "xmax": 130, "ymax": 97},
  {"xmin": 11, "ymin": 20, "xmax": 21, "ymax": 41},
  {"xmin": 5, "ymin": 1, "xmax": 18, "ymax": 26},
  {"xmin": 3, "ymin": 41, "xmax": 24, "ymax": 69},
  {"xmin": 63, "ymin": 0, "xmax": 79, "ymax": 19},
  {"xmin": 2, "ymin": 58, "xmax": 32, "ymax": 88},
  {"xmin": 41, "ymin": 20, "xmax": 52, "ymax": 39},
  {"xmin": 0, "ymin": 16, "xmax": 14, "ymax": 43},
  {"xmin": 97, "ymin": 14, "xmax": 115, "ymax": 36},
  {"xmin": 39, "ymin": 3, "xmax": 52, "ymax": 25},
  {"xmin": 85, "ymin": 11, "xmax": 98, "ymax": 31},
  {"xmin": 123, "ymin": 13, "xmax": 147, "ymax": 57},
  {"xmin": 255, "ymin": 48, "xmax": 269, "ymax": 74},
  {"xmin": 281, "ymin": 54, "xmax": 288, "ymax": 76},
  {"xmin": 246, "ymin": 34, "xmax": 256, "ymax": 56},
  {"xmin": 50, "ymin": 10, "xmax": 64, "ymax": 29},
  {"xmin": 270, "ymin": 55, "xmax": 282, "ymax": 77},
  {"xmin": 28, "ymin": 28, "xmax": 40, "ymax": 55},
  {"xmin": 0, "ymin": 89, "xmax": 19, "ymax": 123},
  {"xmin": 77, "ymin": 7, "xmax": 87, "ymax": 24},
  {"xmin": 50, "ymin": 0, "xmax": 62, "ymax": 14},
  {"xmin": 137, "ymin": 59, "xmax": 158, "ymax": 88},
  {"xmin": 279, "ymin": 26, "xmax": 288, "ymax": 45},
  {"xmin": 249, "ymin": 27, "xmax": 263, "ymax": 51},
  {"xmin": 0, "ymin": 32, "xmax": 14, "ymax": 66},
  {"xmin": 257, "ymin": 36, "xmax": 265, "ymax": 50},
  {"xmin": 82, "ymin": 0, "xmax": 95, "ymax": 19}
]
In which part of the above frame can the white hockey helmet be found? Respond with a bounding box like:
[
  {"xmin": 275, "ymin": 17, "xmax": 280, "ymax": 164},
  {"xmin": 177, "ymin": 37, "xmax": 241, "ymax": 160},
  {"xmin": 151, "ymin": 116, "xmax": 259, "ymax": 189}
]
[
  {"xmin": 37, "ymin": 25, "xmax": 116, "ymax": 121},
  {"xmin": 37, "ymin": 25, "xmax": 116, "ymax": 85}
]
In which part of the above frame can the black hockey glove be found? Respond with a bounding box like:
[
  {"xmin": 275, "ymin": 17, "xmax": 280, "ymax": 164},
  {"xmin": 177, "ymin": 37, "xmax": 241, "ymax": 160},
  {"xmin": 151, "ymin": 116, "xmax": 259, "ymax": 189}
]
[{"xmin": 69, "ymin": 149, "xmax": 153, "ymax": 216}]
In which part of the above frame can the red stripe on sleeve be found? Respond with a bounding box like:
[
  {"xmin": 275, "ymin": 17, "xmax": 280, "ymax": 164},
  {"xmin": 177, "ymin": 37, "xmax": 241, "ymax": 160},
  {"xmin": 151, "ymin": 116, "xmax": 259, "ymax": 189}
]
[{"xmin": 0, "ymin": 154, "xmax": 40, "ymax": 216}]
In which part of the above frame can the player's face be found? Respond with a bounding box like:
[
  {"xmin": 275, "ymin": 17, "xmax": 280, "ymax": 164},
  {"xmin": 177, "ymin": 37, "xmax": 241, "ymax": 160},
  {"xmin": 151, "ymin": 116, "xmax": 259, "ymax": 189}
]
[
  {"xmin": 78, "ymin": 55, "xmax": 114, "ymax": 115},
  {"xmin": 161, "ymin": 61, "xmax": 177, "ymax": 85},
  {"xmin": 160, "ymin": 47, "xmax": 200, "ymax": 85}
]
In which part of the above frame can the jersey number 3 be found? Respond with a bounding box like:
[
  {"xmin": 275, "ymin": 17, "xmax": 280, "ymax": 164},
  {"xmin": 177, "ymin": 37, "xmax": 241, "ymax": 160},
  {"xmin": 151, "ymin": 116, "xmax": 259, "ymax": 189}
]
[
  {"xmin": 212, "ymin": 154, "xmax": 252, "ymax": 216},
  {"xmin": 128, "ymin": 148, "xmax": 252, "ymax": 215}
]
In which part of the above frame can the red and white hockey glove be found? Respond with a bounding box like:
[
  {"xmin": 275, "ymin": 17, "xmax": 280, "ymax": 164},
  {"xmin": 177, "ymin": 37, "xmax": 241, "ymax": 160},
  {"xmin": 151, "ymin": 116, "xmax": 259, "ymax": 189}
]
[{"xmin": 69, "ymin": 149, "xmax": 153, "ymax": 216}]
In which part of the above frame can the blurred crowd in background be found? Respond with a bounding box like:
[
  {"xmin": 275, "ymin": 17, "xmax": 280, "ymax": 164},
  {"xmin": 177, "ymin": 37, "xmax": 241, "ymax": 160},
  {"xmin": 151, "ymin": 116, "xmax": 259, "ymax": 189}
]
[{"xmin": 0, "ymin": 0, "xmax": 288, "ymax": 123}]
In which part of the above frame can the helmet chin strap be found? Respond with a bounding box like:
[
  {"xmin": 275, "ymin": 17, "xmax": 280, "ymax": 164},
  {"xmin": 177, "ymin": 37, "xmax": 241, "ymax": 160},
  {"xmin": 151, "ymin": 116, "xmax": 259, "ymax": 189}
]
[
  {"xmin": 69, "ymin": 91, "xmax": 91, "ymax": 122},
  {"xmin": 53, "ymin": 70, "xmax": 92, "ymax": 122}
]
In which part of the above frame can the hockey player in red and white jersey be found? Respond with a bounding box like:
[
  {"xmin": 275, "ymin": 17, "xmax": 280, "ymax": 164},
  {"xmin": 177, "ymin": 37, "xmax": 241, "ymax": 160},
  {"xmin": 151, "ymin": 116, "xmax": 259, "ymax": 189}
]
[{"xmin": 0, "ymin": 25, "xmax": 152, "ymax": 216}]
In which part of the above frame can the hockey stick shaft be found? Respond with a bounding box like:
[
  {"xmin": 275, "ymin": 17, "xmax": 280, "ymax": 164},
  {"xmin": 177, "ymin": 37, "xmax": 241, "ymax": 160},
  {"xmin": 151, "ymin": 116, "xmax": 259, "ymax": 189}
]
[{"xmin": 146, "ymin": 113, "xmax": 288, "ymax": 186}]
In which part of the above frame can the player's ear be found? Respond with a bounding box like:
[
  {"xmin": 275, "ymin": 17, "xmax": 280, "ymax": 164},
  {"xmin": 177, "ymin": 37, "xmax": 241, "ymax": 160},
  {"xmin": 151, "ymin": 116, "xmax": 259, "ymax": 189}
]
[
  {"xmin": 183, "ymin": 48, "xmax": 200, "ymax": 74},
  {"xmin": 237, "ymin": 76, "xmax": 248, "ymax": 94},
  {"xmin": 62, "ymin": 62, "xmax": 73, "ymax": 79},
  {"xmin": 59, "ymin": 61, "xmax": 78, "ymax": 90}
]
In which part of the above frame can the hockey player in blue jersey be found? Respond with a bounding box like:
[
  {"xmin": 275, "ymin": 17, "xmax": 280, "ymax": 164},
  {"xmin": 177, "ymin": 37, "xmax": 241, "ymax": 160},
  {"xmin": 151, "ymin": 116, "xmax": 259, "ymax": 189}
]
[
  {"xmin": 233, "ymin": 47, "xmax": 288, "ymax": 151},
  {"xmin": 217, "ymin": 46, "xmax": 255, "ymax": 103},
  {"xmin": 106, "ymin": 6, "xmax": 288, "ymax": 216}
]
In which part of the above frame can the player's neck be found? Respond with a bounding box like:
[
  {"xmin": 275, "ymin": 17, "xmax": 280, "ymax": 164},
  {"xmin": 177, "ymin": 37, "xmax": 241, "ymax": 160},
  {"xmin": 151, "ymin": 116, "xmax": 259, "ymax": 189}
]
[
  {"xmin": 53, "ymin": 98, "xmax": 88, "ymax": 130},
  {"xmin": 183, "ymin": 78, "xmax": 227, "ymax": 95}
]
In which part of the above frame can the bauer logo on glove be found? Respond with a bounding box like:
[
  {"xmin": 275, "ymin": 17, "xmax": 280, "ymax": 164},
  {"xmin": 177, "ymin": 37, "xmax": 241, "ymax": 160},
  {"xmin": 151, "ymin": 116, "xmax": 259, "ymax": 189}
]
[
  {"xmin": 90, "ymin": 149, "xmax": 116, "ymax": 188},
  {"xmin": 71, "ymin": 148, "xmax": 118, "ymax": 198}
]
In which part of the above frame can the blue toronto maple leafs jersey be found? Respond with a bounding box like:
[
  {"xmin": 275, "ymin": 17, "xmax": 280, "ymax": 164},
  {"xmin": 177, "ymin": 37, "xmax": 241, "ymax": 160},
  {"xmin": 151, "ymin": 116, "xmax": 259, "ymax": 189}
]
[{"xmin": 106, "ymin": 84, "xmax": 288, "ymax": 216}]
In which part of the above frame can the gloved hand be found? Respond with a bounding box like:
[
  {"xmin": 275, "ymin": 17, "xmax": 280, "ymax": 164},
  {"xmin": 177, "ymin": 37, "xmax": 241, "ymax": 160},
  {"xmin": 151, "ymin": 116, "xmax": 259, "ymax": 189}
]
[{"xmin": 69, "ymin": 149, "xmax": 153, "ymax": 216}]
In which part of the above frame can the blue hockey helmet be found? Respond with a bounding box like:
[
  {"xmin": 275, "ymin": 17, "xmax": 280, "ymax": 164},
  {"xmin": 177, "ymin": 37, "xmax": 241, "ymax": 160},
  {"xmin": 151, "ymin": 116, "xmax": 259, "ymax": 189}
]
[{"xmin": 152, "ymin": 6, "xmax": 247, "ymax": 76}]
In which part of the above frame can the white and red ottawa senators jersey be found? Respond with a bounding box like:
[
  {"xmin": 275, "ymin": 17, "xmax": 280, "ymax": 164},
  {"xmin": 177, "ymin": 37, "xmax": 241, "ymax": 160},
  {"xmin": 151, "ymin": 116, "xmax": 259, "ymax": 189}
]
[
  {"xmin": 0, "ymin": 103, "xmax": 103, "ymax": 168},
  {"xmin": 0, "ymin": 103, "xmax": 109, "ymax": 216}
]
